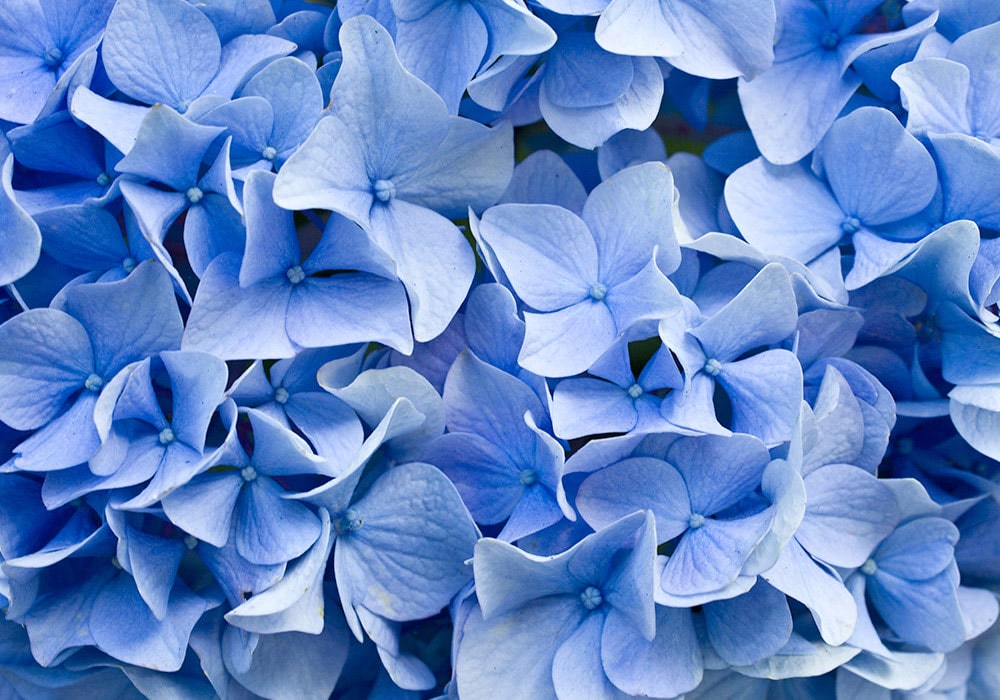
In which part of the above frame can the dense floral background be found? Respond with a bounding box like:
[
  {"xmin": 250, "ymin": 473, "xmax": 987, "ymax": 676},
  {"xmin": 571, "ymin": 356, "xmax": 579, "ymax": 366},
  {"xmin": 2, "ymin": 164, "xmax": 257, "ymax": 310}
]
[{"xmin": 0, "ymin": 0, "xmax": 999, "ymax": 697}]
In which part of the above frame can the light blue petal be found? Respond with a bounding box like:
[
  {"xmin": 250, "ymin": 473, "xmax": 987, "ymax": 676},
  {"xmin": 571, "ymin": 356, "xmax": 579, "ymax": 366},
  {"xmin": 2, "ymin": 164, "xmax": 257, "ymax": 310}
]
[
  {"xmin": 893, "ymin": 57, "xmax": 972, "ymax": 136},
  {"xmin": 368, "ymin": 199, "xmax": 475, "ymax": 343},
  {"xmin": 817, "ymin": 106, "xmax": 937, "ymax": 226},
  {"xmin": 455, "ymin": 599, "xmax": 581, "ymax": 700},
  {"xmin": 660, "ymin": 514, "xmax": 771, "ymax": 597},
  {"xmin": 576, "ymin": 457, "xmax": 690, "ymax": 541},
  {"xmin": 520, "ymin": 301, "xmax": 617, "ymax": 378},
  {"xmin": 798, "ymin": 464, "xmax": 899, "ymax": 568},
  {"xmin": 704, "ymin": 580, "xmax": 791, "ymax": 666},
  {"xmin": 868, "ymin": 567, "xmax": 965, "ymax": 652},
  {"xmin": 394, "ymin": 0, "xmax": 488, "ymax": 113},
  {"xmin": 336, "ymin": 462, "xmax": 478, "ymax": 621},
  {"xmin": 90, "ymin": 576, "xmax": 209, "ymax": 671},
  {"xmin": 552, "ymin": 612, "xmax": 627, "ymax": 699},
  {"xmin": 479, "ymin": 203, "xmax": 596, "ymax": 311},
  {"xmin": 668, "ymin": 433, "xmax": 770, "ymax": 516},
  {"xmin": 236, "ymin": 477, "xmax": 322, "ymax": 565},
  {"xmin": 393, "ymin": 117, "xmax": 513, "ymax": 217},
  {"xmin": 288, "ymin": 274, "xmax": 414, "ymax": 354},
  {"xmin": 602, "ymin": 605, "xmax": 702, "ymax": 697},
  {"xmin": 725, "ymin": 158, "xmax": 845, "ymax": 263},
  {"xmin": 0, "ymin": 155, "xmax": 41, "ymax": 286},
  {"xmin": 223, "ymin": 619, "xmax": 350, "ymax": 700},
  {"xmin": 225, "ymin": 509, "xmax": 333, "ymax": 634},
  {"xmin": 551, "ymin": 377, "xmax": 638, "ymax": 439},
  {"xmin": 102, "ymin": 0, "xmax": 221, "ymax": 109},
  {"xmin": 498, "ymin": 149, "xmax": 587, "ymax": 213},
  {"xmin": 762, "ymin": 538, "xmax": 857, "ymax": 646},
  {"xmin": 738, "ymin": 49, "xmax": 861, "ymax": 165},
  {"xmin": 116, "ymin": 105, "xmax": 224, "ymax": 190},
  {"xmin": 161, "ymin": 471, "xmax": 243, "ymax": 547},
  {"xmin": 583, "ymin": 162, "xmax": 680, "ymax": 280},
  {"xmin": 182, "ymin": 253, "xmax": 298, "ymax": 360},
  {"xmin": 0, "ymin": 308, "xmax": 93, "ymax": 430},
  {"xmin": 540, "ymin": 54, "xmax": 663, "ymax": 150},
  {"xmin": 237, "ymin": 168, "xmax": 299, "ymax": 287},
  {"xmin": 239, "ymin": 56, "xmax": 324, "ymax": 160},
  {"xmin": 718, "ymin": 349, "xmax": 803, "ymax": 446}
]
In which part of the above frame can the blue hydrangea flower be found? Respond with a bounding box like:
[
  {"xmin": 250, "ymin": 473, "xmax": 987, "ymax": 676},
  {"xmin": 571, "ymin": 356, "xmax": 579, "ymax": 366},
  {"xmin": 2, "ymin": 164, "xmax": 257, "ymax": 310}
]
[
  {"xmin": 738, "ymin": 0, "xmax": 938, "ymax": 164},
  {"xmin": 456, "ymin": 511, "xmax": 658, "ymax": 698},
  {"xmin": 0, "ymin": 0, "xmax": 114, "ymax": 124},
  {"xmin": 478, "ymin": 162, "xmax": 682, "ymax": 377},
  {"xmin": 422, "ymin": 351, "xmax": 573, "ymax": 541},
  {"xmin": 274, "ymin": 15, "xmax": 514, "ymax": 342},
  {"xmin": 0, "ymin": 263, "xmax": 183, "ymax": 472},
  {"xmin": 183, "ymin": 170, "xmax": 413, "ymax": 358}
]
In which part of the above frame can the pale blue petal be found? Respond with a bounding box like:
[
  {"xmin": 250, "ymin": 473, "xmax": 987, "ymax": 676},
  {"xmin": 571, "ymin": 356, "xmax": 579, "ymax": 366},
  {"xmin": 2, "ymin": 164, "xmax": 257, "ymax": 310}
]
[
  {"xmin": 602, "ymin": 605, "xmax": 702, "ymax": 697},
  {"xmin": 0, "ymin": 155, "xmax": 41, "ymax": 286},
  {"xmin": 725, "ymin": 158, "xmax": 845, "ymax": 263},
  {"xmin": 762, "ymin": 538, "xmax": 857, "ymax": 646},
  {"xmin": 0, "ymin": 309, "xmax": 93, "ymax": 430},
  {"xmin": 520, "ymin": 301, "xmax": 617, "ymax": 378},
  {"xmin": 704, "ymin": 581, "xmax": 791, "ymax": 666},
  {"xmin": 368, "ymin": 199, "xmax": 475, "ymax": 342},
  {"xmin": 236, "ymin": 477, "xmax": 322, "ymax": 565},
  {"xmin": 798, "ymin": 464, "xmax": 899, "ymax": 568},
  {"xmin": 479, "ymin": 203, "xmax": 596, "ymax": 311},
  {"xmin": 102, "ymin": 0, "xmax": 221, "ymax": 109},
  {"xmin": 576, "ymin": 457, "xmax": 691, "ymax": 541},
  {"xmin": 583, "ymin": 162, "xmax": 680, "ymax": 280},
  {"xmin": 336, "ymin": 462, "xmax": 478, "ymax": 620},
  {"xmin": 182, "ymin": 253, "xmax": 298, "ymax": 360}
]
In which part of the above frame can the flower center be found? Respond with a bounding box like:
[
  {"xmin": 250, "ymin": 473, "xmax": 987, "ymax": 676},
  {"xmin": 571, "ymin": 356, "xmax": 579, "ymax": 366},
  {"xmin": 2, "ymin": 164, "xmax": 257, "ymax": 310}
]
[
  {"xmin": 241, "ymin": 466, "xmax": 258, "ymax": 482},
  {"xmin": 122, "ymin": 257, "xmax": 137, "ymax": 274},
  {"xmin": 273, "ymin": 387, "xmax": 290, "ymax": 404},
  {"xmin": 184, "ymin": 535, "xmax": 198, "ymax": 550},
  {"xmin": 286, "ymin": 266, "xmax": 305, "ymax": 284},
  {"xmin": 820, "ymin": 30, "xmax": 840, "ymax": 50},
  {"xmin": 688, "ymin": 512, "xmax": 705, "ymax": 529},
  {"xmin": 158, "ymin": 427, "xmax": 175, "ymax": 445},
  {"xmin": 96, "ymin": 172, "xmax": 111, "ymax": 186},
  {"xmin": 861, "ymin": 558, "xmax": 878, "ymax": 576},
  {"xmin": 186, "ymin": 186, "xmax": 204, "ymax": 204},
  {"xmin": 373, "ymin": 179, "xmax": 396, "ymax": 203},
  {"xmin": 626, "ymin": 383, "xmax": 643, "ymax": 399},
  {"xmin": 588, "ymin": 283, "xmax": 608, "ymax": 301},
  {"xmin": 261, "ymin": 145, "xmax": 278, "ymax": 161},
  {"xmin": 840, "ymin": 216, "xmax": 861, "ymax": 235},
  {"xmin": 43, "ymin": 47, "xmax": 64, "ymax": 69},
  {"xmin": 84, "ymin": 374, "xmax": 104, "ymax": 392},
  {"xmin": 703, "ymin": 358, "xmax": 722, "ymax": 377},
  {"xmin": 580, "ymin": 586, "xmax": 603, "ymax": 611},
  {"xmin": 519, "ymin": 468, "xmax": 537, "ymax": 486},
  {"xmin": 336, "ymin": 509, "xmax": 363, "ymax": 534}
]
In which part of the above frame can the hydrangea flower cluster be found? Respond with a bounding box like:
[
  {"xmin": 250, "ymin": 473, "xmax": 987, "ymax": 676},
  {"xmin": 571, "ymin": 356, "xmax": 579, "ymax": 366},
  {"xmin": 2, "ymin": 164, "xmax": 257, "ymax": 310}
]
[{"xmin": 1, "ymin": 0, "xmax": 999, "ymax": 697}]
